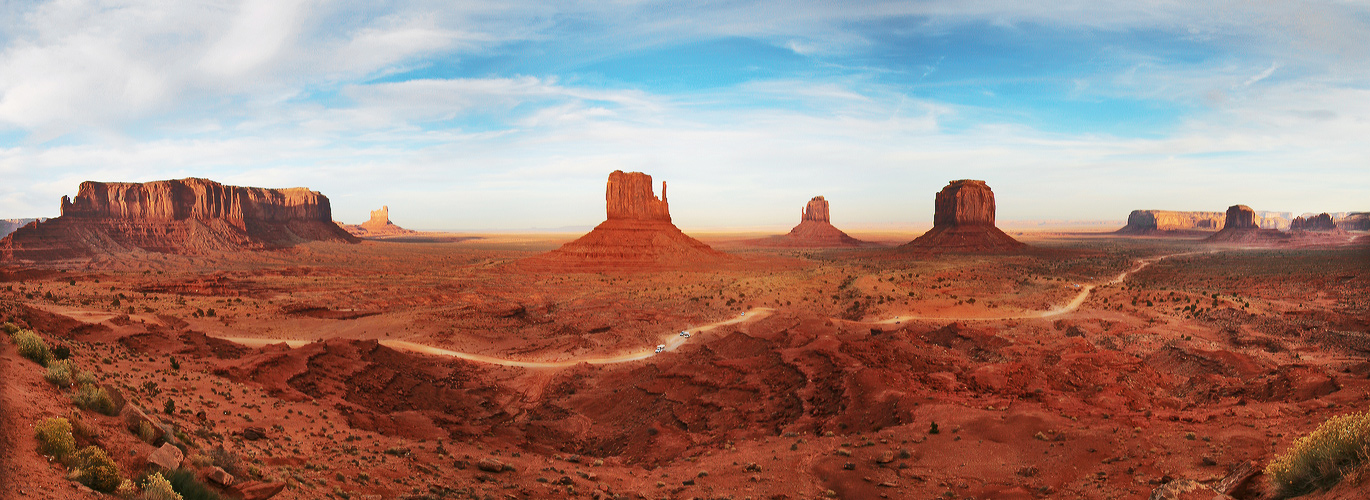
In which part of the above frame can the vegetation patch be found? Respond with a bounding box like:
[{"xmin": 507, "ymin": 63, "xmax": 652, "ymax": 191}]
[
  {"xmin": 35, "ymin": 417, "xmax": 75, "ymax": 459},
  {"xmin": 1266, "ymin": 410, "xmax": 1370, "ymax": 498}
]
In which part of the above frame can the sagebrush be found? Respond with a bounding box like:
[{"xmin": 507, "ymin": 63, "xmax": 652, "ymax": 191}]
[{"xmin": 1266, "ymin": 410, "xmax": 1370, "ymax": 498}]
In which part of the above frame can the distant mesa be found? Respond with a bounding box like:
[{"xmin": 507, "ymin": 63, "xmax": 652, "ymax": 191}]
[
  {"xmin": 746, "ymin": 196, "xmax": 877, "ymax": 248},
  {"xmin": 1338, "ymin": 212, "xmax": 1370, "ymax": 231},
  {"xmin": 0, "ymin": 178, "xmax": 357, "ymax": 261},
  {"xmin": 898, "ymin": 179, "xmax": 1026, "ymax": 252},
  {"xmin": 1117, "ymin": 210, "xmax": 1225, "ymax": 235},
  {"xmin": 341, "ymin": 206, "xmax": 417, "ymax": 238},
  {"xmin": 1, "ymin": 218, "xmax": 44, "ymax": 239},
  {"xmin": 1204, "ymin": 205, "xmax": 1290, "ymax": 244},
  {"xmin": 520, "ymin": 170, "xmax": 729, "ymax": 270},
  {"xmin": 1290, "ymin": 213, "xmax": 1339, "ymax": 232}
]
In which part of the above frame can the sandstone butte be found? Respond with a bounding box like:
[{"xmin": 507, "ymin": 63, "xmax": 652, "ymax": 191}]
[
  {"xmin": 520, "ymin": 170, "xmax": 729, "ymax": 270},
  {"xmin": 1116, "ymin": 210, "xmax": 1226, "ymax": 234},
  {"xmin": 341, "ymin": 205, "xmax": 417, "ymax": 237},
  {"xmin": 747, "ymin": 196, "xmax": 876, "ymax": 248},
  {"xmin": 1290, "ymin": 212, "xmax": 1340, "ymax": 232},
  {"xmin": 898, "ymin": 179, "xmax": 1026, "ymax": 252},
  {"xmin": 1338, "ymin": 212, "xmax": 1370, "ymax": 231},
  {"xmin": 1205, "ymin": 204, "xmax": 1290, "ymax": 244},
  {"xmin": 0, "ymin": 178, "xmax": 357, "ymax": 261}
]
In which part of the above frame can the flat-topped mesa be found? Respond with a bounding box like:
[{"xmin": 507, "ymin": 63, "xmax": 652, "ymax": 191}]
[
  {"xmin": 606, "ymin": 170, "xmax": 670, "ymax": 222},
  {"xmin": 899, "ymin": 179, "xmax": 1025, "ymax": 253},
  {"xmin": 801, "ymin": 196, "xmax": 831, "ymax": 223},
  {"xmin": 1, "ymin": 177, "xmax": 356, "ymax": 261},
  {"xmin": 1290, "ymin": 213, "xmax": 1338, "ymax": 231},
  {"xmin": 1118, "ymin": 210, "xmax": 1225, "ymax": 234},
  {"xmin": 60, "ymin": 178, "xmax": 334, "ymax": 227},
  {"xmin": 934, "ymin": 180, "xmax": 996, "ymax": 227},
  {"xmin": 1224, "ymin": 205, "xmax": 1258, "ymax": 230},
  {"xmin": 519, "ymin": 170, "xmax": 728, "ymax": 270}
]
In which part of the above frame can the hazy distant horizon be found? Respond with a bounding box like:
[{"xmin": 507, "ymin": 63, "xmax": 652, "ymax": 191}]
[{"xmin": 2, "ymin": 1, "xmax": 1367, "ymax": 229}]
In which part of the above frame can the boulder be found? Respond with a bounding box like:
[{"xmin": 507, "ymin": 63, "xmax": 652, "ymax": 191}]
[
  {"xmin": 1147, "ymin": 479, "xmax": 1234, "ymax": 500},
  {"xmin": 243, "ymin": 427, "xmax": 267, "ymax": 441},
  {"xmin": 231, "ymin": 481, "xmax": 286, "ymax": 500},
  {"xmin": 477, "ymin": 458, "xmax": 506, "ymax": 473},
  {"xmin": 899, "ymin": 180, "xmax": 1026, "ymax": 252},
  {"xmin": 121, "ymin": 404, "xmax": 160, "ymax": 434},
  {"xmin": 147, "ymin": 443, "xmax": 183, "ymax": 470},
  {"xmin": 206, "ymin": 466, "xmax": 235, "ymax": 487}
]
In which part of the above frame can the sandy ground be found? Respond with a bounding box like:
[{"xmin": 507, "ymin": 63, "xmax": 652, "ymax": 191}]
[{"xmin": 2, "ymin": 232, "xmax": 1368, "ymax": 500}]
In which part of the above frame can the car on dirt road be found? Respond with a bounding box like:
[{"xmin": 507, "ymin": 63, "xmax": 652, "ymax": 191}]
[{"xmin": 655, "ymin": 344, "xmax": 666, "ymax": 353}]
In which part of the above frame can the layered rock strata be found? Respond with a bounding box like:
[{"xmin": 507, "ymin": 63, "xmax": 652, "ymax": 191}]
[
  {"xmin": 900, "ymin": 180, "xmax": 1025, "ymax": 252},
  {"xmin": 748, "ymin": 196, "xmax": 876, "ymax": 248},
  {"xmin": 342, "ymin": 206, "xmax": 417, "ymax": 237},
  {"xmin": 1116, "ymin": 210, "xmax": 1225, "ymax": 234},
  {"xmin": 0, "ymin": 178, "xmax": 357, "ymax": 260},
  {"xmin": 522, "ymin": 171, "xmax": 728, "ymax": 270},
  {"xmin": 1205, "ymin": 205, "xmax": 1289, "ymax": 244},
  {"xmin": 1290, "ymin": 213, "xmax": 1338, "ymax": 231}
]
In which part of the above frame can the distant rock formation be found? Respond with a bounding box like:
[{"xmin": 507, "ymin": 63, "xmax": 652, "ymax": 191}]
[
  {"xmin": 1116, "ymin": 210, "xmax": 1225, "ymax": 234},
  {"xmin": 1, "ymin": 178, "xmax": 357, "ymax": 261},
  {"xmin": 1337, "ymin": 213, "xmax": 1370, "ymax": 231},
  {"xmin": 746, "ymin": 196, "xmax": 877, "ymax": 248},
  {"xmin": 0, "ymin": 218, "xmax": 42, "ymax": 239},
  {"xmin": 341, "ymin": 205, "xmax": 417, "ymax": 238},
  {"xmin": 1290, "ymin": 213, "xmax": 1338, "ymax": 231},
  {"xmin": 1205, "ymin": 205, "xmax": 1289, "ymax": 244},
  {"xmin": 898, "ymin": 180, "xmax": 1026, "ymax": 252},
  {"xmin": 520, "ymin": 171, "xmax": 729, "ymax": 270}
]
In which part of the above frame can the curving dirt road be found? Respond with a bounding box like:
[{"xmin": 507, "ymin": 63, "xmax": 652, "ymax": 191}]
[{"xmin": 212, "ymin": 251, "xmax": 1196, "ymax": 368}]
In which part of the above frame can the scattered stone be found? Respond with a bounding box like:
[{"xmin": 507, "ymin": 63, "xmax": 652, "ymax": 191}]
[
  {"xmin": 231, "ymin": 481, "xmax": 287, "ymax": 500},
  {"xmin": 243, "ymin": 427, "xmax": 267, "ymax": 441},
  {"xmin": 207, "ymin": 466, "xmax": 235, "ymax": 487},
  {"xmin": 476, "ymin": 458, "xmax": 505, "ymax": 473},
  {"xmin": 875, "ymin": 451, "xmax": 894, "ymax": 464},
  {"xmin": 147, "ymin": 443, "xmax": 183, "ymax": 470}
]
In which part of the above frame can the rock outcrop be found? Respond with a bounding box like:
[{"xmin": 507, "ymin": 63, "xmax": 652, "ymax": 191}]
[
  {"xmin": 1338, "ymin": 212, "xmax": 1370, "ymax": 231},
  {"xmin": 746, "ymin": 196, "xmax": 877, "ymax": 248},
  {"xmin": 0, "ymin": 178, "xmax": 357, "ymax": 260},
  {"xmin": 1290, "ymin": 213, "xmax": 1338, "ymax": 231},
  {"xmin": 1205, "ymin": 205, "xmax": 1289, "ymax": 244},
  {"xmin": 520, "ymin": 171, "xmax": 729, "ymax": 270},
  {"xmin": 1116, "ymin": 210, "xmax": 1225, "ymax": 234},
  {"xmin": 341, "ymin": 205, "xmax": 417, "ymax": 237},
  {"xmin": 899, "ymin": 180, "xmax": 1025, "ymax": 252},
  {"xmin": 0, "ymin": 218, "xmax": 42, "ymax": 238}
]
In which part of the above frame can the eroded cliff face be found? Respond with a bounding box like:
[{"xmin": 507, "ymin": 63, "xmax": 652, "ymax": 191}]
[
  {"xmin": 1224, "ymin": 205, "xmax": 1258, "ymax": 230},
  {"xmin": 1290, "ymin": 213, "xmax": 1338, "ymax": 231},
  {"xmin": 1119, "ymin": 210, "xmax": 1226, "ymax": 233},
  {"xmin": 802, "ymin": 196, "xmax": 831, "ymax": 223},
  {"xmin": 933, "ymin": 180, "xmax": 996, "ymax": 227},
  {"xmin": 361, "ymin": 206, "xmax": 392, "ymax": 231},
  {"xmin": 901, "ymin": 180, "xmax": 1024, "ymax": 252},
  {"xmin": 1, "ymin": 178, "xmax": 356, "ymax": 261},
  {"xmin": 61, "ymin": 179, "xmax": 335, "ymax": 226},
  {"xmin": 606, "ymin": 171, "xmax": 670, "ymax": 222}
]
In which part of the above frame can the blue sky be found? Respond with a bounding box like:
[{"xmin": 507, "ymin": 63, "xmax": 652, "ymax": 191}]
[{"xmin": 1, "ymin": 1, "xmax": 1368, "ymax": 230}]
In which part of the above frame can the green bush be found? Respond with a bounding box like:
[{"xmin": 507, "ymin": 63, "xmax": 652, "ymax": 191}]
[
  {"xmin": 35, "ymin": 417, "xmax": 75, "ymax": 459},
  {"xmin": 141, "ymin": 472, "xmax": 183, "ymax": 500},
  {"xmin": 70, "ymin": 446, "xmax": 122, "ymax": 493},
  {"xmin": 73, "ymin": 383, "xmax": 119, "ymax": 416},
  {"xmin": 1, "ymin": 322, "xmax": 18, "ymax": 335},
  {"xmin": 74, "ymin": 369, "xmax": 98, "ymax": 387},
  {"xmin": 13, "ymin": 329, "xmax": 52, "ymax": 366},
  {"xmin": 165, "ymin": 469, "xmax": 222, "ymax": 500},
  {"xmin": 45, "ymin": 359, "xmax": 73, "ymax": 387},
  {"xmin": 1266, "ymin": 410, "xmax": 1370, "ymax": 497}
]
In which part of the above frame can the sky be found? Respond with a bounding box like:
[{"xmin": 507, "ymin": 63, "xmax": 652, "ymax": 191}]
[{"xmin": 1, "ymin": 1, "xmax": 1368, "ymax": 231}]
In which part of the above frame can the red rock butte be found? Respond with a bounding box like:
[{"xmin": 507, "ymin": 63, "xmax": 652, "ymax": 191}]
[
  {"xmin": 747, "ymin": 196, "xmax": 875, "ymax": 248},
  {"xmin": 343, "ymin": 205, "xmax": 417, "ymax": 237},
  {"xmin": 1205, "ymin": 205, "xmax": 1289, "ymax": 244},
  {"xmin": 1290, "ymin": 213, "xmax": 1339, "ymax": 232},
  {"xmin": 1117, "ymin": 210, "xmax": 1225, "ymax": 234},
  {"xmin": 0, "ymin": 178, "xmax": 357, "ymax": 261},
  {"xmin": 520, "ymin": 170, "xmax": 729, "ymax": 270},
  {"xmin": 899, "ymin": 179, "xmax": 1026, "ymax": 252}
]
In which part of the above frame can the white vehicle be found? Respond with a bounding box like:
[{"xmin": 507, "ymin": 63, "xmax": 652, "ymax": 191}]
[
  {"xmin": 655, "ymin": 344, "xmax": 666, "ymax": 353},
  {"xmin": 679, "ymin": 331, "xmax": 690, "ymax": 338},
  {"xmin": 740, "ymin": 312, "xmax": 745, "ymax": 316}
]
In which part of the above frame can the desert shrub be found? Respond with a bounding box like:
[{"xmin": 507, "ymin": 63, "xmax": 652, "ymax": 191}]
[
  {"xmin": 70, "ymin": 446, "xmax": 123, "ymax": 493},
  {"xmin": 1266, "ymin": 410, "xmax": 1370, "ymax": 497},
  {"xmin": 1, "ymin": 322, "xmax": 18, "ymax": 335},
  {"xmin": 116, "ymin": 479, "xmax": 138, "ymax": 499},
  {"xmin": 35, "ymin": 417, "xmax": 75, "ymax": 459},
  {"xmin": 165, "ymin": 469, "xmax": 223, "ymax": 500},
  {"xmin": 137, "ymin": 420, "xmax": 160, "ymax": 444},
  {"xmin": 207, "ymin": 447, "xmax": 242, "ymax": 476},
  {"xmin": 73, "ymin": 383, "xmax": 119, "ymax": 416},
  {"xmin": 69, "ymin": 411, "xmax": 101, "ymax": 439},
  {"xmin": 45, "ymin": 359, "xmax": 73, "ymax": 386},
  {"xmin": 140, "ymin": 472, "xmax": 183, "ymax": 500},
  {"xmin": 187, "ymin": 453, "xmax": 213, "ymax": 467},
  {"xmin": 13, "ymin": 329, "xmax": 52, "ymax": 366},
  {"xmin": 74, "ymin": 369, "xmax": 98, "ymax": 387}
]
